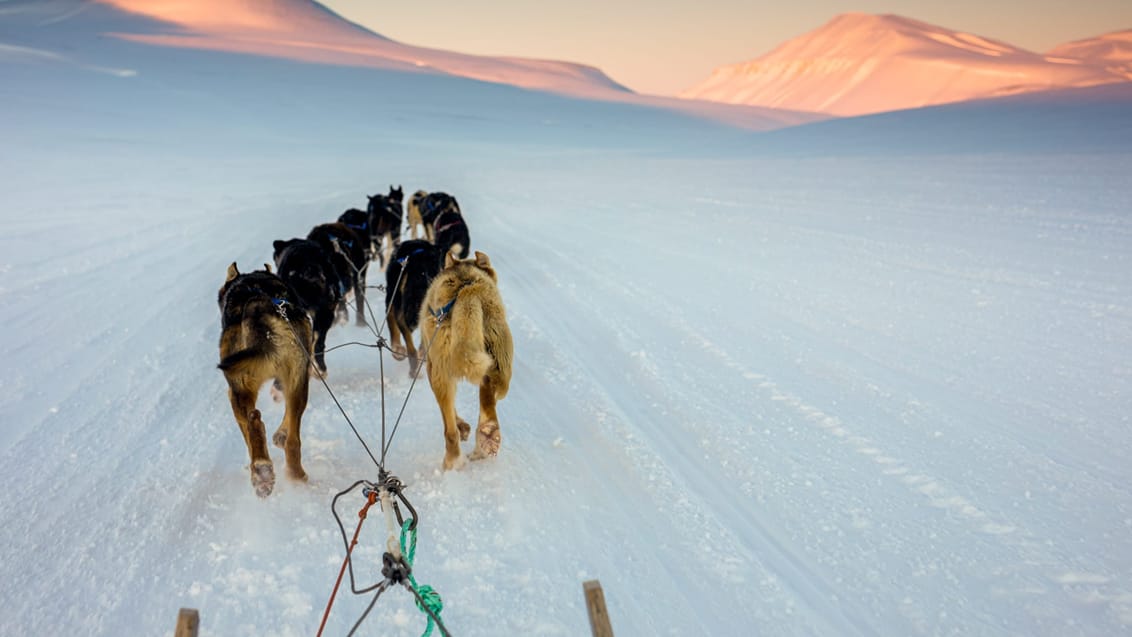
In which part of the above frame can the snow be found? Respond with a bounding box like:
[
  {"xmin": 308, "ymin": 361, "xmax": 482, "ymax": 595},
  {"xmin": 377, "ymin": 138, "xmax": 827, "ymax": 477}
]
[
  {"xmin": 2, "ymin": 2, "xmax": 1132, "ymax": 636},
  {"xmin": 679, "ymin": 13, "xmax": 1132, "ymax": 116}
]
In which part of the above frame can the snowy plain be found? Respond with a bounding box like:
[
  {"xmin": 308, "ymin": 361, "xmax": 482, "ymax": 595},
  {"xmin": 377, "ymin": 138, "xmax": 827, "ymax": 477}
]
[{"xmin": 2, "ymin": 2, "xmax": 1132, "ymax": 636}]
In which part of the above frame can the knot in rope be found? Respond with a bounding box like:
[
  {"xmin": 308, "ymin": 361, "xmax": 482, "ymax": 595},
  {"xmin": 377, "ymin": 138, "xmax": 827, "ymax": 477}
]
[{"xmin": 400, "ymin": 518, "xmax": 443, "ymax": 637}]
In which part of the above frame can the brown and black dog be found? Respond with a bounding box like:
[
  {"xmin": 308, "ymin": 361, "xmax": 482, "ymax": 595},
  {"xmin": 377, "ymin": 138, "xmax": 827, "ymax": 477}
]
[
  {"xmin": 418, "ymin": 251, "xmax": 513, "ymax": 470},
  {"xmin": 217, "ymin": 263, "xmax": 312, "ymax": 497}
]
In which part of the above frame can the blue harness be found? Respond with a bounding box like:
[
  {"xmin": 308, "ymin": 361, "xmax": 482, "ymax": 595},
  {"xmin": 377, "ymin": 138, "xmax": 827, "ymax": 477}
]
[{"xmin": 429, "ymin": 298, "xmax": 456, "ymax": 322}]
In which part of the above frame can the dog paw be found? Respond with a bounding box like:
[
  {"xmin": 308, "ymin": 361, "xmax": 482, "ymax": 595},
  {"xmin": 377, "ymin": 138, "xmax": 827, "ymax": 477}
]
[
  {"xmin": 469, "ymin": 420, "xmax": 500, "ymax": 460},
  {"xmin": 443, "ymin": 453, "xmax": 467, "ymax": 471},
  {"xmin": 457, "ymin": 419, "xmax": 472, "ymax": 441},
  {"xmin": 251, "ymin": 460, "xmax": 275, "ymax": 498},
  {"xmin": 272, "ymin": 429, "xmax": 287, "ymax": 449},
  {"xmin": 390, "ymin": 345, "xmax": 407, "ymax": 361},
  {"xmin": 287, "ymin": 465, "xmax": 308, "ymax": 482},
  {"xmin": 270, "ymin": 382, "xmax": 284, "ymax": 404}
]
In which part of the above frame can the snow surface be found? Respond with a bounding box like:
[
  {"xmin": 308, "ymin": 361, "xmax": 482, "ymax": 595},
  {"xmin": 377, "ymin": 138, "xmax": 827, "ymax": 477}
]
[
  {"xmin": 680, "ymin": 13, "xmax": 1132, "ymax": 117},
  {"xmin": 2, "ymin": 3, "xmax": 1132, "ymax": 637}
]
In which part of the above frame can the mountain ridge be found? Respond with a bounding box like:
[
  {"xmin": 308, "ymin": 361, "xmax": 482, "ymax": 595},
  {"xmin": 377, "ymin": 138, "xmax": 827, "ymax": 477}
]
[{"xmin": 679, "ymin": 13, "xmax": 1131, "ymax": 116}]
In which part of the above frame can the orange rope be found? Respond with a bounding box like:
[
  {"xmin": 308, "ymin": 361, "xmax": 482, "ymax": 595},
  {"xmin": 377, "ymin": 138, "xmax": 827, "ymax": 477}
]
[{"xmin": 317, "ymin": 490, "xmax": 379, "ymax": 637}]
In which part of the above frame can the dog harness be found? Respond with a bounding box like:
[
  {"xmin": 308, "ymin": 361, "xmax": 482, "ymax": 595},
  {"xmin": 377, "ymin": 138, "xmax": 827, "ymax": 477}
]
[
  {"xmin": 428, "ymin": 298, "xmax": 456, "ymax": 323},
  {"xmin": 328, "ymin": 234, "xmax": 353, "ymax": 248},
  {"xmin": 433, "ymin": 220, "xmax": 463, "ymax": 234},
  {"xmin": 397, "ymin": 247, "xmax": 428, "ymax": 266}
]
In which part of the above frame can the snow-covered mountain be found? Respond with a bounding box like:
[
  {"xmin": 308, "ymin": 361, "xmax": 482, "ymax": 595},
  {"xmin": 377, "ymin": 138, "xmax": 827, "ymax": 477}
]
[
  {"xmin": 0, "ymin": 0, "xmax": 816, "ymax": 130},
  {"xmin": 1048, "ymin": 29, "xmax": 1132, "ymax": 80},
  {"xmin": 94, "ymin": 0, "xmax": 631, "ymax": 97},
  {"xmin": 680, "ymin": 13, "xmax": 1131, "ymax": 116}
]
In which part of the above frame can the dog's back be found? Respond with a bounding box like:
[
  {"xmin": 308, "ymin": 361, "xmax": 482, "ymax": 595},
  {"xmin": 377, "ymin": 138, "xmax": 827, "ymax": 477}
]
[
  {"xmin": 217, "ymin": 268, "xmax": 310, "ymax": 377},
  {"xmin": 273, "ymin": 238, "xmax": 342, "ymax": 373},
  {"xmin": 307, "ymin": 222, "xmax": 369, "ymax": 327},
  {"xmin": 433, "ymin": 208, "xmax": 470, "ymax": 260},
  {"xmin": 420, "ymin": 252, "xmax": 511, "ymax": 394},
  {"xmin": 387, "ymin": 240, "xmax": 442, "ymax": 333},
  {"xmin": 273, "ymin": 239, "xmax": 341, "ymax": 311},
  {"xmin": 384, "ymin": 240, "xmax": 443, "ymax": 373}
]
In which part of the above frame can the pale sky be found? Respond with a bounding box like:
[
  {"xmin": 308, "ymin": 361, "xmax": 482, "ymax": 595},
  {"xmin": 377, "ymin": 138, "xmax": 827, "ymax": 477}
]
[{"xmin": 319, "ymin": 1, "xmax": 1132, "ymax": 96}]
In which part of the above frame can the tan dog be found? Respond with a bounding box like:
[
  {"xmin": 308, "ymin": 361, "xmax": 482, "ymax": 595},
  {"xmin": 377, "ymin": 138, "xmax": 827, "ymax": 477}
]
[
  {"xmin": 406, "ymin": 189, "xmax": 429, "ymax": 241},
  {"xmin": 217, "ymin": 263, "xmax": 312, "ymax": 497},
  {"xmin": 419, "ymin": 251, "xmax": 513, "ymax": 470}
]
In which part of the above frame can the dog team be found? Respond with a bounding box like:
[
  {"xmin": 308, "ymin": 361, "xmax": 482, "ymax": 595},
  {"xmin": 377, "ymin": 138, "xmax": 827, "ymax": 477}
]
[{"xmin": 217, "ymin": 187, "xmax": 514, "ymax": 496}]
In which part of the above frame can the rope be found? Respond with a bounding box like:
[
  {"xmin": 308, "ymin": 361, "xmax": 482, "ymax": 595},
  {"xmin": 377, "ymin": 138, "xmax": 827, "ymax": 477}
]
[
  {"xmin": 346, "ymin": 580, "xmax": 392, "ymax": 637},
  {"xmin": 381, "ymin": 316, "xmax": 440, "ymax": 461},
  {"xmin": 279, "ymin": 310, "xmax": 382, "ymax": 470},
  {"xmin": 317, "ymin": 488, "xmax": 379, "ymax": 637},
  {"xmin": 400, "ymin": 518, "xmax": 445, "ymax": 637}
]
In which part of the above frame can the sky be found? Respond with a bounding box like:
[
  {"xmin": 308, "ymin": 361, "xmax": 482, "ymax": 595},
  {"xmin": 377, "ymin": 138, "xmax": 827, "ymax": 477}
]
[{"xmin": 320, "ymin": 0, "xmax": 1132, "ymax": 95}]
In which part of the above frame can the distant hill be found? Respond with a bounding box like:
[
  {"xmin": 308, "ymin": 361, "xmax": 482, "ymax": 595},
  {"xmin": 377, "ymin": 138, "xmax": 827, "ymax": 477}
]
[{"xmin": 680, "ymin": 13, "xmax": 1131, "ymax": 116}]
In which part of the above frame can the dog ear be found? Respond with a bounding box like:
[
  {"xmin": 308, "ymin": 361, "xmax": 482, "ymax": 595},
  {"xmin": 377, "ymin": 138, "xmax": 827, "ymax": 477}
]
[
  {"xmin": 264, "ymin": 263, "xmax": 273, "ymax": 274},
  {"xmin": 444, "ymin": 251, "xmax": 458, "ymax": 269},
  {"xmin": 474, "ymin": 251, "xmax": 491, "ymax": 268},
  {"xmin": 226, "ymin": 262, "xmax": 239, "ymax": 282}
]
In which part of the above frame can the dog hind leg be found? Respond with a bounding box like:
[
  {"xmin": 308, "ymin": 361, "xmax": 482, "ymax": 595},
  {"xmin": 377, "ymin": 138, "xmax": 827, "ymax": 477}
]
[
  {"xmin": 469, "ymin": 374, "xmax": 501, "ymax": 460},
  {"xmin": 227, "ymin": 387, "xmax": 276, "ymax": 497},
  {"xmin": 427, "ymin": 363, "xmax": 468, "ymax": 470},
  {"xmin": 245, "ymin": 409, "xmax": 276, "ymax": 497},
  {"xmin": 280, "ymin": 370, "xmax": 309, "ymax": 482}
]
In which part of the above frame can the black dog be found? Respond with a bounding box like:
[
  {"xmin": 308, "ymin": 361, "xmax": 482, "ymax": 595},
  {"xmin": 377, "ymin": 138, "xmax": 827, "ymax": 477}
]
[
  {"xmin": 366, "ymin": 186, "xmax": 404, "ymax": 270},
  {"xmin": 418, "ymin": 192, "xmax": 460, "ymax": 243},
  {"xmin": 384, "ymin": 240, "xmax": 443, "ymax": 375},
  {"xmin": 272, "ymin": 238, "xmax": 343, "ymax": 374},
  {"xmin": 337, "ymin": 208, "xmax": 374, "ymax": 261},
  {"xmin": 432, "ymin": 207, "xmax": 470, "ymax": 260},
  {"xmin": 307, "ymin": 222, "xmax": 369, "ymax": 328}
]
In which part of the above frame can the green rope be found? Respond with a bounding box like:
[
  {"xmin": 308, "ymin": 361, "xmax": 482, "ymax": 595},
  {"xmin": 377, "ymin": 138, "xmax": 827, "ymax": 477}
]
[{"xmin": 400, "ymin": 518, "xmax": 444, "ymax": 637}]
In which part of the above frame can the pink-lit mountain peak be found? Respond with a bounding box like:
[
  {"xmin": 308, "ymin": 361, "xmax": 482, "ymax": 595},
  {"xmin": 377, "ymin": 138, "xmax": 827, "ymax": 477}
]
[
  {"xmin": 1049, "ymin": 29, "xmax": 1132, "ymax": 60},
  {"xmin": 100, "ymin": 0, "xmax": 385, "ymax": 40},
  {"xmin": 761, "ymin": 12, "xmax": 1031, "ymax": 62},
  {"xmin": 1047, "ymin": 29, "xmax": 1132, "ymax": 79},
  {"xmin": 680, "ymin": 12, "xmax": 1129, "ymax": 116}
]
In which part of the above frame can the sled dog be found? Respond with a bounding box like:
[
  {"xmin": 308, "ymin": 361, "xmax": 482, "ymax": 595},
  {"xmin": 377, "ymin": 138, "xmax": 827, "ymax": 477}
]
[
  {"xmin": 217, "ymin": 263, "xmax": 312, "ymax": 497},
  {"xmin": 307, "ymin": 222, "xmax": 369, "ymax": 327},
  {"xmin": 433, "ymin": 207, "xmax": 470, "ymax": 260},
  {"xmin": 366, "ymin": 187, "xmax": 403, "ymax": 270},
  {"xmin": 419, "ymin": 251, "xmax": 513, "ymax": 470},
  {"xmin": 272, "ymin": 238, "xmax": 343, "ymax": 375},
  {"xmin": 409, "ymin": 191, "xmax": 461, "ymax": 243},
  {"xmin": 384, "ymin": 240, "xmax": 443, "ymax": 376}
]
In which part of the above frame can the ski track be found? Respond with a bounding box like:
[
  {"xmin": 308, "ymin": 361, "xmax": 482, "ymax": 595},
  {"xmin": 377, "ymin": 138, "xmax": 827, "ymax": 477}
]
[{"xmin": 476, "ymin": 187, "xmax": 1132, "ymax": 634}]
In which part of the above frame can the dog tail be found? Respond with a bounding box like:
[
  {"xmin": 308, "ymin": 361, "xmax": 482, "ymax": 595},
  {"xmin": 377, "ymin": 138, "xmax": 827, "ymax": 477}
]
[
  {"xmin": 218, "ymin": 343, "xmax": 273, "ymax": 374},
  {"xmin": 450, "ymin": 286, "xmax": 493, "ymax": 382}
]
